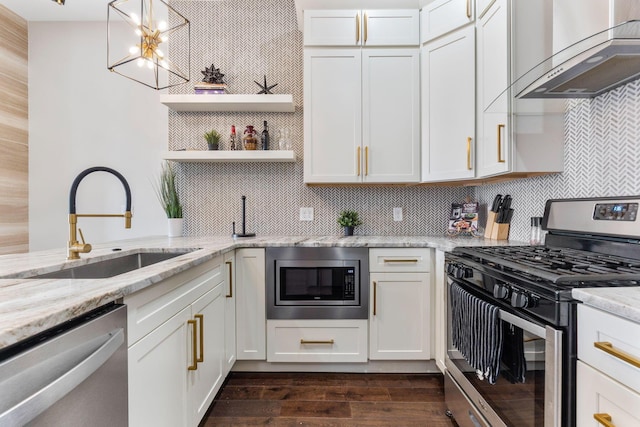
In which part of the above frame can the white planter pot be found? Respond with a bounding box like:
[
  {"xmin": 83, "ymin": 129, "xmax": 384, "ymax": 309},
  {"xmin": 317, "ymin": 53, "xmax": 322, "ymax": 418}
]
[{"xmin": 168, "ymin": 218, "xmax": 183, "ymax": 237}]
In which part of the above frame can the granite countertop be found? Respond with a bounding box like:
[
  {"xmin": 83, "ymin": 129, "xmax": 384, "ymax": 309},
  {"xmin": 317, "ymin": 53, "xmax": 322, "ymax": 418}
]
[
  {"xmin": 572, "ymin": 287, "xmax": 640, "ymax": 324},
  {"xmin": 0, "ymin": 234, "xmax": 523, "ymax": 350}
]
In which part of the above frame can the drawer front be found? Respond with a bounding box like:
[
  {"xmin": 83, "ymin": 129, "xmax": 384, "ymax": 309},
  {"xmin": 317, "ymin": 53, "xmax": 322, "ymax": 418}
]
[
  {"xmin": 578, "ymin": 304, "xmax": 640, "ymax": 392},
  {"xmin": 267, "ymin": 319, "xmax": 367, "ymax": 363},
  {"xmin": 577, "ymin": 361, "xmax": 640, "ymax": 427},
  {"xmin": 125, "ymin": 256, "xmax": 223, "ymax": 346},
  {"xmin": 369, "ymin": 248, "xmax": 431, "ymax": 272}
]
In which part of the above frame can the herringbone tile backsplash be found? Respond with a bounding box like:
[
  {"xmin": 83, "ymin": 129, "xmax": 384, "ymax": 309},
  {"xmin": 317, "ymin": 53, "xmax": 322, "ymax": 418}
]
[{"xmin": 170, "ymin": 0, "xmax": 640, "ymax": 241}]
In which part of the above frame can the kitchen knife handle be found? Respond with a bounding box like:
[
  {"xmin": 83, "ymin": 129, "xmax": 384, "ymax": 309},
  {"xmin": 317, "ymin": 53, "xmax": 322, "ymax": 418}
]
[
  {"xmin": 466, "ymin": 137, "xmax": 472, "ymax": 170},
  {"xmin": 497, "ymin": 124, "xmax": 506, "ymax": 163},
  {"xmin": 466, "ymin": 0, "xmax": 472, "ymax": 18},
  {"xmin": 593, "ymin": 413, "xmax": 615, "ymax": 427},
  {"xmin": 357, "ymin": 146, "xmax": 361, "ymax": 176},
  {"xmin": 356, "ymin": 13, "xmax": 360, "ymax": 43}
]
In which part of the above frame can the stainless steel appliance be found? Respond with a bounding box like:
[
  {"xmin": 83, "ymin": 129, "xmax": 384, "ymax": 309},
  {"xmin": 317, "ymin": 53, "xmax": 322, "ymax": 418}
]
[
  {"xmin": 266, "ymin": 247, "xmax": 369, "ymax": 319},
  {"xmin": 0, "ymin": 303, "xmax": 127, "ymax": 426},
  {"xmin": 445, "ymin": 196, "xmax": 640, "ymax": 427}
]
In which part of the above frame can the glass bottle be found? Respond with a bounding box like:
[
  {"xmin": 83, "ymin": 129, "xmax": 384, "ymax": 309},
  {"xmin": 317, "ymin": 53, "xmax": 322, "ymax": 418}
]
[
  {"xmin": 261, "ymin": 120, "xmax": 269, "ymax": 150},
  {"xmin": 530, "ymin": 217, "xmax": 543, "ymax": 245},
  {"xmin": 229, "ymin": 125, "xmax": 238, "ymax": 151}
]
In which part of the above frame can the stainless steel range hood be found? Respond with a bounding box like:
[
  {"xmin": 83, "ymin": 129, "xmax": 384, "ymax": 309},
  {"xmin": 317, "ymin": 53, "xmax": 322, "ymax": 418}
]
[{"xmin": 517, "ymin": 20, "xmax": 640, "ymax": 99}]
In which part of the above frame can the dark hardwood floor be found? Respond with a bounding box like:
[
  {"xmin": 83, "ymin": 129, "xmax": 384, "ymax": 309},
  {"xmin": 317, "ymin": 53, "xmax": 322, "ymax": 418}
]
[{"xmin": 201, "ymin": 372, "xmax": 457, "ymax": 426}]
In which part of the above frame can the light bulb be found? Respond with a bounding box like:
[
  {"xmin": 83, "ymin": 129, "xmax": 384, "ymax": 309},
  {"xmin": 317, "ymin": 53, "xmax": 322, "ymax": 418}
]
[
  {"xmin": 158, "ymin": 21, "xmax": 167, "ymax": 31},
  {"xmin": 129, "ymin": 46, "xmax": 138, "ymax": 54},
  {"xmin": 130, "ymin": 13, "xmax": 140, "ymax": 25},
  {"xmin": 161, "ymin": 35, "xmax": 168, "ymax": 43},
  {"xmin": 134, "ymin": 28, "xmax": 142, "ymax": 37},
  {"xmin": 155, "ymin": 49, "xmax": 164, "ymax": 58},
  {"xmin": 147, "ymin": 60, "xmax": 154, "ymax": 69},
  {"xmin": 136, "ymin": 58, "xmax": 145, "ymax": 67}
]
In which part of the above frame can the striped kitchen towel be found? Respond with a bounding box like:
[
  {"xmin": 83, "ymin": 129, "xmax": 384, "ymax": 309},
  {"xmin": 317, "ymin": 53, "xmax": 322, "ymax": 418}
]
[{"xmin": 450, "ymin": 281, "xmax": 504, "ymax": 384}]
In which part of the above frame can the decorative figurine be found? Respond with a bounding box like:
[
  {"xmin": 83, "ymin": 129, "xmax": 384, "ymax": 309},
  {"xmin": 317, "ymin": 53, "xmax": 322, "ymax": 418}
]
[
  {"xmin": 254, "ymin": 75, "xmax": 278, "ymax": 94},
  {"xmin": 201, "ymin": 64, "xmax": 225, "ymax": 84},
  {"xmin": 243, "ymin": 125, "xmax": 258, "ymax": 150}
]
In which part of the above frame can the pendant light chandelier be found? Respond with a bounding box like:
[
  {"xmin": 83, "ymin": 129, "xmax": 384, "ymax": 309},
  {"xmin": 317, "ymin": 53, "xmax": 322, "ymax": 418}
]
[{"xmin": 107, "ymin": 0, "xmax": 190, "ymax": 90}]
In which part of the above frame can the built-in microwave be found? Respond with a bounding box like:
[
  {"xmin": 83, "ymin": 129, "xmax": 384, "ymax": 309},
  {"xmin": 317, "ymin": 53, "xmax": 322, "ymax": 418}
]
[{"xmin": 266, "ymin": 247, "xmax": 369, "ymax": 320}]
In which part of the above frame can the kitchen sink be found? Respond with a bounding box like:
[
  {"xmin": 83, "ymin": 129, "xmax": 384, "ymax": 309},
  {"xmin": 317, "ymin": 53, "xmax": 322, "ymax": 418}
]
[{"xmin": 4, "ymin": 249, "xmax": 198, "ymax": 279}]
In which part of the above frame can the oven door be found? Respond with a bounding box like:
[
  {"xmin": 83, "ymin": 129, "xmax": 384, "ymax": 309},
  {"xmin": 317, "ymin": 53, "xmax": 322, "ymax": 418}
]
[{"xmin": 445, "ymin": 277, "xmax": 562, "ymax": 427}]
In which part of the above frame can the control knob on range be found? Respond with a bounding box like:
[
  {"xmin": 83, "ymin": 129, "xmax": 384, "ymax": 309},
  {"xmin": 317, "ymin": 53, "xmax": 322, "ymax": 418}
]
[
  {"xmin": 493, "ymin": 283, "xmax": 510, "ymax": 300},
  {"xmin": 510, "ymin": 290, "xmax": 530, "ymax": 308}
]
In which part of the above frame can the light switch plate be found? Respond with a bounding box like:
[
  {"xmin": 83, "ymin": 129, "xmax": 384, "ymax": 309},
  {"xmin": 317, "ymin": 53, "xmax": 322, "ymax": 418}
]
[
  {"xmin": 393, "ymin": 207, "xmax": 403, "ymax": 221},
  {"xmin": 300, "ymin": 207, "xmax": 314, "ymax": 221}
]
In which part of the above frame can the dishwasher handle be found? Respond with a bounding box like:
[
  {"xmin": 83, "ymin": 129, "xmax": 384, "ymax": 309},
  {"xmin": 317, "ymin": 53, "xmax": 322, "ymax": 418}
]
[{"xmin": 0, "ymin": 328, "xmax": 124, "ymax": 426}]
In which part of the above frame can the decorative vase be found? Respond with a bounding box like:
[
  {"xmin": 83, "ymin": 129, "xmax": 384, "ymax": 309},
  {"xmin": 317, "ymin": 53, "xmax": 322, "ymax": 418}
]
[
  {"xmin": 168, "ymin": 217, "xmax": 183, "ymax": 237},
  {"xmin": 243, "ymin": 125, "xmax": 258, "ymax": 150},
  {"xmin": 344, "ymin": 226, "xmax": 354, "ymax": 236},
  {"xmin": 207, "ymin": 142, "xmax": 218, "ymax": 150}
]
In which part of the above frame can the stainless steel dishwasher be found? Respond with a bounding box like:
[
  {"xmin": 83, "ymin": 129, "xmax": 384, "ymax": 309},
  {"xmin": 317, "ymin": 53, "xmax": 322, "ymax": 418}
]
[{"xmin": 0, "ymin": 303, "xmax": 127, "ymax": 426}]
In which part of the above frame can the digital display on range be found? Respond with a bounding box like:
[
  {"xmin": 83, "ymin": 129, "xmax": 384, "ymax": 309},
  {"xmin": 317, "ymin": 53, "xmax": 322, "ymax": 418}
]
[{"xmin": 593, "ymin": 203, "xmax": 638, "ymax": 221}]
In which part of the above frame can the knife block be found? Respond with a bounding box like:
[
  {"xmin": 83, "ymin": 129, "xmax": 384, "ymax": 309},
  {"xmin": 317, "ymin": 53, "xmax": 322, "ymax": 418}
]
[
  {"xmin": 485, "ymin": 211, "xmax": 509, "ymax": 240},
  {"xmin": 484, "ymin": 211, "xmax": 498, "ymax": 238}
]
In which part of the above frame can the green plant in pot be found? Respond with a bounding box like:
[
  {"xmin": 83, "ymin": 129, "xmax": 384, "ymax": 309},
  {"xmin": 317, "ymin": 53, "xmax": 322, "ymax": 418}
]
[
  {"xmin": 337, "ymin": 210, "xmax": 362, "ymax": 236},
  {"xmin": 155, "ymin": 162, "xmax": 183, "ymax": 236},
  {"xmin": 204, "ymin": 129, "xmax": 221, "ymax": 150}
]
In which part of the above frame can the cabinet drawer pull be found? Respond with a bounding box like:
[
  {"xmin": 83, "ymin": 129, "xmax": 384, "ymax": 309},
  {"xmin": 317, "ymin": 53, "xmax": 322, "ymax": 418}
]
[
  {"xmin": 195, "ymin": 314, "xmax": 204, "ymax": 363},
  {"xmin": 300, "ymin": 339, "xmax": 334, "ymax": 345},
  {"xmin": 365, "ymin": 146, "xmax": 369, "ymax": 176},
  {"xmin": 364, "ymin": 12, "xmax": 368, "ymax": 43},
  {"xmin": 225, "ymin": 261, "xmax": 233, "ymax": 298},
  {"xmin": 187, "ymin": 319, "xmax": 198, "ymax": 370},
  {"xmin": 383, "ymin": 258, "xmax": 418, "ymax": 263},
  {"xmin": 594, "ymin": 413, "xmax": 616, "ymax": 427},
  {"xmin": 497, "ymin": 124, "xmax": 505, "ymax": 163},
  {"xmin": 373, "ymin": 281, "xmax": 377, "ymax": 316},
  {"xmin": 594, "ymin": 341, "xmax": 640, "ymax": 368},
  {"xmin": 467, "ymin": 137, "xmax": 472, "ymax": 170},
  {"xmin": 356, "ymin": 13, "xmax": 360, "ymax": 43},
  {"xmin": 357, "ymin": 146, "xmax": 361, "ymax": 176},
  {"xmin": 466, "ymin": 0, "xmax": 472, "ymax": 18}
]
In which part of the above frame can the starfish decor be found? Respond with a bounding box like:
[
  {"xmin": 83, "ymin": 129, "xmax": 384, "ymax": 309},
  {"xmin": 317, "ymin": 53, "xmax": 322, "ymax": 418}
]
[
  {"xmin": 201, "ymin": 64, "xmax": 225, "ymax": 84},
  {"xmin": 255, "ymin": 75, "xmax": 278, "ymax": 94}
]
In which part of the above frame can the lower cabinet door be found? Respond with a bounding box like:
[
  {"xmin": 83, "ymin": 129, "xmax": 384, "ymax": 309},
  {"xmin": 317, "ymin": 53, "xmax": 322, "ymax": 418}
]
[
  {"xmin": 189, "ymin": 283, "xmax": 225, "ymax": 426},
  {"xmin": 369, "ymin": 272, "xmax": 430, "ymax": 360},
  {"xmin": 128, "ymin": 306, "xmax": 191, "ymax": 427},
  {"xmin": 577, "ymin": 361, "xmax": 640, "ymax": 427}
]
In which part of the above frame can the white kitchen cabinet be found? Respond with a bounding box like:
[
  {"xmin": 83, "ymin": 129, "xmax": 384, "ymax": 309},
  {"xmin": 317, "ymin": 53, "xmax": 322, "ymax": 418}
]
[
  {"xmin": 266, "ymin": 319, "xmax": 368, "ymax": 363},
  {"xmin": 475, "ymin": 0, "xmax": 564, "ymax": 178},
  {"xmin": 421, "ymin": 24, "xmax": 475, "ymax": 182},
  {"xmin": 368, "ymin": 248, "xmax": 431, "ymax": 360},
  {"xmin": 223, "ymin": 250, "xmax": 236, "ymax": 375},
  {"xmin": 235, "ymin": 248, "xmax": 266, "ymax": 360},
  {"xmin": 577, "ymin": 304, "xmax": 640, "ymax": 426},
  {"xmin": 420, "ymin": 0, "xmax": 474, "ymax": 43},
  {"xmin": 303, "ymin": 48, "xmax": 420, "ymax": 184},
  {"xmin": 125, "ymin": 256, "xmax": 225, "ymax": 427},
  {"xmin": 304, "ymin": 9, "xmax": 419, "ymax": 47}
]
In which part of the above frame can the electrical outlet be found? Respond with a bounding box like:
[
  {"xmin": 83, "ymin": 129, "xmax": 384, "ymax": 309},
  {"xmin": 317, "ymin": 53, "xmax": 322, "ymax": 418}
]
[
  {"xmin": 393, "ymin": 207, "xmax": 403, "ymax": 222},
  {"xmin": 299, "ymin": 207, "xmax": 314, "ymax": 221}
]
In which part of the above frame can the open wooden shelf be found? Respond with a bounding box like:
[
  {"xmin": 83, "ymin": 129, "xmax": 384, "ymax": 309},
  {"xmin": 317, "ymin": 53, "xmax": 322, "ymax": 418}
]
[
  {"xmin": 159, "ymin": 94, "xmax": 295, "ymax": 112},
  {"xmin": 162, "ymin": 150, "xmax": 296, "ymax": 163}
]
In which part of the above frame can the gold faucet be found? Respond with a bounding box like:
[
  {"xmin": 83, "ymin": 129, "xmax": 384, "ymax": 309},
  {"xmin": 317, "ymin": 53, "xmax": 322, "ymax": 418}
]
[{"xmin": 68, "ymin": 167, "xmax": 133, "ymax": 260}]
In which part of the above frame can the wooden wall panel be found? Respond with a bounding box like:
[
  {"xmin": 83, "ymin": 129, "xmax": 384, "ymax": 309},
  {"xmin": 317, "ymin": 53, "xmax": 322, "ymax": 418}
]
[{"xmin": 0, "ymin": 5, "xmax": 28, "ymax": 254}]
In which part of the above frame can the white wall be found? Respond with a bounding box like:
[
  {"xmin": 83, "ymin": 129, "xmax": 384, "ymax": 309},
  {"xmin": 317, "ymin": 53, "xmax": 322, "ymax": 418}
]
[{"xmin": 29, "ymin": 22, "xmax": 168, "ymax": 251}]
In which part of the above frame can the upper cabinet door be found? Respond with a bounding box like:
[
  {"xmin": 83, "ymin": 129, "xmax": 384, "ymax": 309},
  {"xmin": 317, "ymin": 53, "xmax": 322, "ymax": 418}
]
[
  {"xmin": 362, "ymin": 48, "xmax": 420, "ymax": 183},
  {"xmin": 421, "ymin": 25, "xmax": 476, "ymax": 182},
  {"xmin": 420, "ymin": 0, "xmax": 475, "ymax": 43},
  {"xmin": 304, "ymin": 10, "xmax": 361, "ymax": 46},
  {"xmin": 363, "ymin": 10, "xmax": 419, "ymax": 46}
]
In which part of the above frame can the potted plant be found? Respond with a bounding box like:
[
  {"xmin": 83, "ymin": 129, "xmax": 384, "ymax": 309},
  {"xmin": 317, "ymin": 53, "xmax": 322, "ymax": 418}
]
[
  {"xmin": 204, "ymin": 129, "xmax": 221, "ymax": 150},
  {"xmin": 155, "ymin": 162, "xmax": 183, "ymax": 237},
  {"xmin": 337, "ymin": 210, "xmax": 362, "ymax": 236}
]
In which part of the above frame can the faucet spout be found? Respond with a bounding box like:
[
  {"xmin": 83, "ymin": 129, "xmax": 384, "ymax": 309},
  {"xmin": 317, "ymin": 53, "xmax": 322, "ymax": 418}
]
[{"xmin": 68, "ymin": 166, "xmax": 133, "ymax": 260}]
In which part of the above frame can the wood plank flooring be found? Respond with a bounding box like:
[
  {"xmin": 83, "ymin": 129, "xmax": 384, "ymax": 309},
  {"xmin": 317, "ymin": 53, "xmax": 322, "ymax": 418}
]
[{"xmin": 201, "ymin": 372, "xmax": 457, "ymax": 426}]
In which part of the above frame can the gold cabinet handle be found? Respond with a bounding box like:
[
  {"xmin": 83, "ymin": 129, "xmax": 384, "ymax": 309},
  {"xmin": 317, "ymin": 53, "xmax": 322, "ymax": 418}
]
[
  {"xmin": 195, "ymin": 314, "xmax": 204, "ymax": 363},
  {"xmin": 187, "ymin": 319, "xmax": 198, "ymax": 370},
  {"xmin": 356, "ymin": 13, "xmax": 360, "ymax": 43},
  {"xmin": 594, "ymin": 341, "xmax": 640, "ymax": 368},
  {"xmin": 594, "ymin": 413, "xmax": 616, "ymax": 427},
  {"xmin": 364, "ymin": 12, "xmax": 368, "ymax": 43},
  {"xmin": 225, "ymin": 261, "xmax": 233, "ymax": 298},
  {"xmin": 497, "ymin": 124, "xmax": 505, "ymax": 163},
  {"xmin": 357, "ymin": 146, "xmax": 361, "ymax": 176},
  {"xmin": 467, "ymin": 137, "xmax": 472, "ymax": 170},
  {"xmin": 466, "ymin": 0, "xmax": 472, "ymax": 18},
  {"xmin": 383, "ymin": 258, "xmax": 418, "ymax": 263},
  {"xmin": 300, "ymin": 339, "xmax": 335, "ymax": 345},
  {"xmin": 373, "ymin": 281, "xmax": 377, "ymax": 316},
  {"xmin": 365, "ymin": 146, "xmax": 369, "ymax": 176}
]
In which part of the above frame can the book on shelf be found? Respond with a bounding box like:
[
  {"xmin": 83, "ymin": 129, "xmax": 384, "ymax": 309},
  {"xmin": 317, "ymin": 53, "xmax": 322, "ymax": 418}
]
[{"xmin": 194, "ymin": 89, "xmax": 227, "ymax": 95}]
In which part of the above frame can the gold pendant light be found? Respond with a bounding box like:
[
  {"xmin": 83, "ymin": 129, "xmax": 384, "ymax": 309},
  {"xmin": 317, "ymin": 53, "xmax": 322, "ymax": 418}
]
[{"xmin": 107, "ymin": 0, "xmax": 190, "ymax": 90}]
